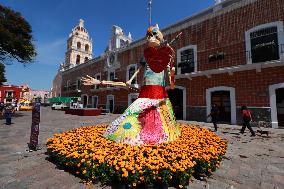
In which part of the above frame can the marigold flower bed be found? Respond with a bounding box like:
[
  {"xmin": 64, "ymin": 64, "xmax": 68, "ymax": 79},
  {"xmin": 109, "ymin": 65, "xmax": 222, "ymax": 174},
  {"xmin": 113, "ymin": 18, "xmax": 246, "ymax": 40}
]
[{"xmin": 46, "ymin": 124, "xmax": 227, "ymax": 188}]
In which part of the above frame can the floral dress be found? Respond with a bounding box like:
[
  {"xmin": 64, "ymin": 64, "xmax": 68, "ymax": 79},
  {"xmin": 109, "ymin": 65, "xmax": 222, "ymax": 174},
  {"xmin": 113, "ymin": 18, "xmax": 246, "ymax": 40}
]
[{"xmin": 103, "ymin": 46, "xmax": 180, "ymax": 146}]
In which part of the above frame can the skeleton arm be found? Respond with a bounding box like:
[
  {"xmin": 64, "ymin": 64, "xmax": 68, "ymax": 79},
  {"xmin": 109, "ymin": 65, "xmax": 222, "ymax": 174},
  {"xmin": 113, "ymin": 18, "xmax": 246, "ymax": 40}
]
[
  {"xmin": 126, "ymin": 68, "xmax": 140, "ymax": 86},
  {"xmin": 81, "ymin": 75, "xmax": 139, "ymax": 91},
  {"xmin": 81, "ymin": 75, "xmax": 102, "ymax": 85}
]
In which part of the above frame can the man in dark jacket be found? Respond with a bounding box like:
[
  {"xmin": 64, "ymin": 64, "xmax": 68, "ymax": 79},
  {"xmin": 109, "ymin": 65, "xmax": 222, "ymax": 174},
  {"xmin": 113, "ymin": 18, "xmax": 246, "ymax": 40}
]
[
  {"xmin": 208, "ymin": 104, "xmax": 219, "ymax": 131},
  {"xmin": 2, "ymin": 103, "xmax": 15, "ymax": 125}
]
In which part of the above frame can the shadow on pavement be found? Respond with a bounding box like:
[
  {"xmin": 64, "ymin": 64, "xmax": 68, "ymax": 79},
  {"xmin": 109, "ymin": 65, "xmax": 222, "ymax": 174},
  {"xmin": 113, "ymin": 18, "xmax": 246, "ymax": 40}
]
[{"xmin": 13, "ymin": 112, "xmax": 27, "ymax": 118}]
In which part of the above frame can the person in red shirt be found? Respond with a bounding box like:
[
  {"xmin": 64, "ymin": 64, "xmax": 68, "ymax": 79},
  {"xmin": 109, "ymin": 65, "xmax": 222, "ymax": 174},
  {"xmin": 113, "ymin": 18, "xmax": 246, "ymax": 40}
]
[{"xmin": 240, "ymin": 105, "xmax": 255, "ymax": 136}]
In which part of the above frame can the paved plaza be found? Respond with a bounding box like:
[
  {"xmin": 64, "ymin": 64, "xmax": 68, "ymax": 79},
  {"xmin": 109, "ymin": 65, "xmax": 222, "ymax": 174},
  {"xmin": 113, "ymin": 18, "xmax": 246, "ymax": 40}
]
[{"xmin": 0, "ymin": 107, "xmax": 283, "ymax": 189}]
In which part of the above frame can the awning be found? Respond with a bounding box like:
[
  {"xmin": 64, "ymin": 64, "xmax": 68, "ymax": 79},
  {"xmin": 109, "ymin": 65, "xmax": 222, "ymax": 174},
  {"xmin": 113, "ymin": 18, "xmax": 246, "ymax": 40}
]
[{"xmin": 48, "ymin": 97, "xmax": 79, "ymax": 103}]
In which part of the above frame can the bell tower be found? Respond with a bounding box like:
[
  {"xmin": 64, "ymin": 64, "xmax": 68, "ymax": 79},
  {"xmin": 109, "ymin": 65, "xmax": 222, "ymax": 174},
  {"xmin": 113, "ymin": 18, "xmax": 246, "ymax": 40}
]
[{"xmin": 65, "ymin": 19, "xmax": 93, "ymax": 69}]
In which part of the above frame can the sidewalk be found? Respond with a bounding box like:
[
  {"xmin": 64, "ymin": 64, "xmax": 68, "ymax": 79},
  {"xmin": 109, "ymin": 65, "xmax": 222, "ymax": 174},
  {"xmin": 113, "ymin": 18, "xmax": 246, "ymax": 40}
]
[{"xmin": 0, "ymin": 107, "xmax": 283, "ymax": 189}]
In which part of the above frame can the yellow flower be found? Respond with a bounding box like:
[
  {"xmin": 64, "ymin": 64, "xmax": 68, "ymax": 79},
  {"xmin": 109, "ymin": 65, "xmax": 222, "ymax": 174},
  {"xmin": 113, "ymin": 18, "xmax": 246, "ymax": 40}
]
[{"xmin": 47, "ymin": 124, "xmax": 227, "ymax": 185}]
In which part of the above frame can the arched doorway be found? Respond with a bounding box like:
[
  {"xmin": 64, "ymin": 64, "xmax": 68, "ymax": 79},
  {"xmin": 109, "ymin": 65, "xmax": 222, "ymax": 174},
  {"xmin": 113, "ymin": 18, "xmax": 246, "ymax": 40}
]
[
  {"xmin": 206, "ymin": 86, "xmax": 236, "ymax": 125},
  {"xmin": 211, "ymin": 91, "xmax": 231, "ymax": 123},
  {"xmin": 269, "ymin": 83, "xmax": 284, "ymax": 128},
  {"xmin": 167, "ymin": 87, "xmax": 186, "ymax": 120}
]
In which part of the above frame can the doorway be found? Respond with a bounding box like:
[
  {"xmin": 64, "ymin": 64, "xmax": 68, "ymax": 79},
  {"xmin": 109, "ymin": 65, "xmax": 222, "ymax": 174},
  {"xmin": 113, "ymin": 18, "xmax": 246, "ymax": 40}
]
[
  {"xmin": 211, "ymin": 91, "xmax": 231, "ymax": 123},
  {"xmin": 276, "ymin": 88, "xmax": 284, "ymax": 127},
  {"xmin": 92, "ymin": 96, "xmax": 98, "ymax": 108},
  {"xmin": 107, "ymin": 95, "xmax": 114, "ymax": 113},
  {"xmin": 167, "ymin": 88, "xmax": 183, "ymax": 120},
  {"xmin": 82, "ymin": 95, "xmax": 88, "ymax": 108}
]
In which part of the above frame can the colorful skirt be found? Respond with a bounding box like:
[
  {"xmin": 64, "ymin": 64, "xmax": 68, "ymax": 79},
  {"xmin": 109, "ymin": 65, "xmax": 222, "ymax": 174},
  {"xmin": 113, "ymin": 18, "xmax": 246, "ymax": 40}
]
[{"xmin": 103, "ymin": 97, "xmax": 181, "ymax": 146}]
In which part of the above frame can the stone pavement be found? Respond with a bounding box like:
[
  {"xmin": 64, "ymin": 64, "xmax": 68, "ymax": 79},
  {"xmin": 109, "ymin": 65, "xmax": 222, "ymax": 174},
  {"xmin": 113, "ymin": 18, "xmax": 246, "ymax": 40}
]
[{"xmin": 0, "ymin": 107, "xmax": 283, "ymax": 189}]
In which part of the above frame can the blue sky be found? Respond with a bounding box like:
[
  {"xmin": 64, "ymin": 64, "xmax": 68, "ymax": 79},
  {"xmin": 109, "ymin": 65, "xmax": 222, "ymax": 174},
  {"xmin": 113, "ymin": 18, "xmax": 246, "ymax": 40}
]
[{"xmin": 0, "ymin": 0, "xmax": 214, "ymax": 90}]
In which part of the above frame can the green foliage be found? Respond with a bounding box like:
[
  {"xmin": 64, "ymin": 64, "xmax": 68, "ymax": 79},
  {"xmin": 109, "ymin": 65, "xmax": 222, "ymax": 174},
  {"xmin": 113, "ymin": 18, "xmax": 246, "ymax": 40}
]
[
  {"xmin": 47, "ymin": 147, "xmax": 224, "ymax": 188},
  {"xmin": 0, "ymin": 4, "xmax": 36, "ymax": 65},
  {"xmin": 158, "ymin": 169, "xmax": 172, "ymax": 184},
  {"xmin": 0, "ymin": 63, "xmax": 6, "ymax": 85}
]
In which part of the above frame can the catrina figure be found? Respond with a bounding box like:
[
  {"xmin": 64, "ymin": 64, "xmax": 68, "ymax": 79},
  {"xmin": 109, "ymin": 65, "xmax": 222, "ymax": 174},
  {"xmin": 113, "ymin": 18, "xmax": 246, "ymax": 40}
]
[{"xmin": 82, "ymin": 25, "xmax": 180, "ymax": 145}]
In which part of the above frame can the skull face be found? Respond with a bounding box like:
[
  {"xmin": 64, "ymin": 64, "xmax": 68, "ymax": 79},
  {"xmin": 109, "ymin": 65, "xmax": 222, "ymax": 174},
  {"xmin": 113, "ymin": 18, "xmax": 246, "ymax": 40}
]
[{"xmin": 146, "ymin": 26, "xmax": 164, "ymax": 47}]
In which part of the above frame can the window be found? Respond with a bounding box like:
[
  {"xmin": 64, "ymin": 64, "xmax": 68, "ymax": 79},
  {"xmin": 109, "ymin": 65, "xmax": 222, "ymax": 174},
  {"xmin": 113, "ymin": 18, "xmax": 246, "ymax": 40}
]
[
  {"xmin": 77, "ymin": 42, "xmax": 81, "ymax": 49},
  {"xmin": 120, "ymin": 39, "xmax": 126, "ymax": 48},
  {"xmin": 126, "ymin": 64, "xmax": 137, "ymax": 85},
  {"xmin": 66, "ymin": 80, "xmax": 70, "ymax": 91},
  {"xmin": 251, "ymin": 27, "xmax": 279, "ymax": 63},
  {"xmin": 107, "ymin": 70, "xmax": 115, "ymax": 88},
  {"xmin": 63, "ymin": 85, "xmax": 67, "ymax": 92},
  {"xmin": 84, "ymin": 57, "xmax": 89, "ymax": 62},
  {"xmin": 77, "ymin": 79, "xmax": 81, "ymax": 90},
  {"xmin": 69, "ymin": 82, "xmax": 76, "ymax": 91},
  {"xmin": 76, "ymin": 55, "xmax": 80, "ymax": 64},
  {"xmin": 93, "ymin": 73, "xmax": 101, "ymax": 90},
  {"xmin": 177, "ymin": 45, "xmax": 197, "ymax": 74},
  {"xmin": 245, "ymin": 21, "xmax": 284, "ymax": 64},
  {"xmin": 85, "ymin": 44, "xmax": 89, "ymax": 52},
  {"xmin": 108, "ymin": 71, "xmax": 115, "ymax": 81},
  {"xmin": 107, "ymin": 53, "xmax": 116, "ymax": 67},
  {"xmin": 5, "ymin": 91, "xmax": 14, "ymax": 98}
]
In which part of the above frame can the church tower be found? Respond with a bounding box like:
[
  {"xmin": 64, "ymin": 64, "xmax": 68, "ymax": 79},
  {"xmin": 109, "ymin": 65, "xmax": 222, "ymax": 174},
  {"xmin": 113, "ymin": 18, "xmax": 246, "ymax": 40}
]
[
  {"xmin": 108, "ymin": 25, "xmax": 132, "ymax": 51},
  {"xmin": 65, "ymin": 19, "xmax": 93, "ymax": 69}
]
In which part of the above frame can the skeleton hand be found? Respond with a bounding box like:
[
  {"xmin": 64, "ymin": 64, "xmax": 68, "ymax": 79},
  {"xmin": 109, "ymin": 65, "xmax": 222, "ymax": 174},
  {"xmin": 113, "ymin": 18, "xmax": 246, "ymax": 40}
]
[
  {"xmin": 81, "ymin": 75, "xmax": 101, "ymax": 85},
  {"xmin": 125, "ymin": 80, "xmax": 131, "ymax": 86}
]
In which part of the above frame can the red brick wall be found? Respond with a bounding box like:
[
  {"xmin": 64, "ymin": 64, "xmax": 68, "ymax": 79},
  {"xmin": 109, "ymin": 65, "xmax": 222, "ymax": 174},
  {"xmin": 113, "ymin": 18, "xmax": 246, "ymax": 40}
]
[
  {"xmin": 166, "ymin": 0, "xmax": 284, "ymax": 71},
  {"xmin": 61, "ymin": 0, "xmax": 284, "ymax": 111},
  {"xmin": 177, "ymin": 66, "xmax": 284, "ymax": 107}
]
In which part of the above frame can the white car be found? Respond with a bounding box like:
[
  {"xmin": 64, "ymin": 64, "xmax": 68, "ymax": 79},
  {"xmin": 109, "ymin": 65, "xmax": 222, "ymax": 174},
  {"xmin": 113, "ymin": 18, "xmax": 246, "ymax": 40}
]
[{"xmin": 51, "ymin": 103, "xmax": 68, "ymax": 110}]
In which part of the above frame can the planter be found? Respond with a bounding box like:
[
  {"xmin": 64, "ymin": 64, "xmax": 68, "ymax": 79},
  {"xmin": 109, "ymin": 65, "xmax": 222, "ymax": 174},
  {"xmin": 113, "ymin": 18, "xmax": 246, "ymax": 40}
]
[
  {"xmin": 159, "ymin": 184, "xmax": 169, "ymax": 189},
  {"xmin": 111, "ymin": 184, "xmax": 127, "ymax": 189},
  {"xmin": 145, "ymin": 184, "xmax": 155, "ymax": 189}
]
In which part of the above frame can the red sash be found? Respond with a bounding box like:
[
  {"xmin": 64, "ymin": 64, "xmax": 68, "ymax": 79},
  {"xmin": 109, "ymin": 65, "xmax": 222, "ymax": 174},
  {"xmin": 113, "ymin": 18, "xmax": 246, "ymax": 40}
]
[{"xmin": 138, "ymin": 85, "xmax": 168, "ymax": 99}]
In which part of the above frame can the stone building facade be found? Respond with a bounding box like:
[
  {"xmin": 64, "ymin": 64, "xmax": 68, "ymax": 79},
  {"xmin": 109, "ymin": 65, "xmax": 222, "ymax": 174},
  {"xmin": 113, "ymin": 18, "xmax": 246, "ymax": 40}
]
[
  {"xmin": 59, "ymin": 0, "xmax": 284, "ymax": 128},
  {"xmin": 64, "ymin": 19, "xmax": 93, "ymax": 69},
  {"xmin": 51, "ymin": 70, "xmax": 62, "ymax": 98}
]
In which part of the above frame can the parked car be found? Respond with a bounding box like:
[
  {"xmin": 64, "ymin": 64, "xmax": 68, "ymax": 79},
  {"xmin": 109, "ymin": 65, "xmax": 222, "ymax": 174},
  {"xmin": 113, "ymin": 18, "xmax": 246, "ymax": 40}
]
[
  {"xmin": 19, "ymin": 100, "xmax": 33, "ymax": 111},
  {"xmin": 51, "ymin": 103, "xmax": 68, "ymax": 110}
]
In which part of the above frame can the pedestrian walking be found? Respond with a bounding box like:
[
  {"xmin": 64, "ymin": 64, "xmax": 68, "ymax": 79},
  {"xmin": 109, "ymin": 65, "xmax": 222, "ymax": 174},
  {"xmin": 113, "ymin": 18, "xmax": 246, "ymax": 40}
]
[
  {"xmin": 0, "ymin": 102, "xmax": 4, "ymax": 119},
  {"xmin": 208, "ymin": 103, "xmax": 219, "ymax": 131},
  {"xmin": 0, "ymin": 102, "xmax": 4, "ymax": 112},
  {"xmin": 2, "ymin": 103, "xmax": 15, "ymax": 125},
  {"xmin": 240, "ymin": 105, "xmax": 255, "ymax": 136}
]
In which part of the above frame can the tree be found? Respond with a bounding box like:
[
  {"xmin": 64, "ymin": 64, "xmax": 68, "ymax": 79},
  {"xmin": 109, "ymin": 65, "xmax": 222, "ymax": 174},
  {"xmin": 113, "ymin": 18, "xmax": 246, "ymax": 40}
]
[
  {"xmin": 0, "ymin": 4, "xmax": 36, "ymax": 65},
  {"xmin": 0, "ymin": 63, "xmax": 6, "ymax": 85}
]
